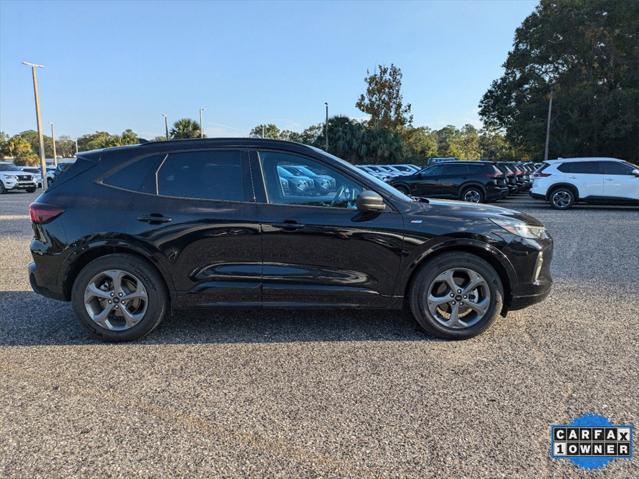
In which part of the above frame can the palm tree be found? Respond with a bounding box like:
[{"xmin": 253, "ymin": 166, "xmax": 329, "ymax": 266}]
[{"xmin": 170, "ymin": 118, "xmax": 201, "ymax": 139}]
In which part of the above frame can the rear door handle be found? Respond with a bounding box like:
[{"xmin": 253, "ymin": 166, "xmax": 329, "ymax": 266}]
[
  {"xmin": 137, "ymin": 213, "xmax": 172, "ymax": 224},
  {"xmin": 272, "ymin": 220, "xmax": 305, "ymax": 231}
]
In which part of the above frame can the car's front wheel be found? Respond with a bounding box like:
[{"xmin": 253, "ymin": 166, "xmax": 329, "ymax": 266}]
[
  {"xmin": 394, "ymin": 184, "xmax": 410, "ymax": 195},
  {"xmin": 409, "ymin": 252, "xmax": 503, "ymax": 339},
  {"xmin": 0, "ymin": 182, "xmax": 6, "ymax": 194},
  {"xmin": 71, "ymin": 254, "xmax": 168, "ymax": 341}
]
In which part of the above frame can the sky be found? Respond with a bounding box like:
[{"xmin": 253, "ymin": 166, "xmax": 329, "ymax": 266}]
[{"xmin": 0, "ymin": 0, "xmax": 537, "ymax": 140}]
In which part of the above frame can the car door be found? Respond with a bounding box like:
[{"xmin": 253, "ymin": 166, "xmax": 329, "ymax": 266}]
[
  {"xmin": 438, "ymin": 163, "xmax": 469, "ymax": 198},
  {"xmin": 410, "ymin": 165, "xmax": 446, "ymax": 196},
  {"xmin": 557, "ymin": 161, "xmax": 604, "ymax": 198},
  {"xmin": 253, "ymin": 149, "xmax": 405, "ymax": 308},
  {"xmin": 602, "ymin": 161, "xmax": 639, "ymax": 200},
  {"xmin": 103, "ymin": 148, "xmax": 262, "ymax": 307}
]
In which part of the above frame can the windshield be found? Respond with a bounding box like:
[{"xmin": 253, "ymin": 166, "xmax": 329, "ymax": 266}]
[
  {"xmin": 308, "ymin": 146, "xmax": 413, "ymax": 203},
  {"xmin": 0, "ymin": 164, "xmax": 21, "ymax": 171}
]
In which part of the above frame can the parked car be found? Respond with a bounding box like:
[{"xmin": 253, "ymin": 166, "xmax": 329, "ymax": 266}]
[
  {"xmin": 0, "ymin": 163, "xmax": 37, "ymax": 193},
  {"xmin": 20, "ymin": 167, "xmax": 43, "ymax": 188},
  {"xmin": 493, "ymin": 163, "xmax": 519, "ymax": 194},
  {"xmin": 356, "ymin": 165, "xmax": 391, "ymax": 182},
  {"xmin": 390, "ymin": 161, "xmax": 509, "ymax": 203},
  {"xmin": 530, "ymin": 157, "xmax": 639, "ymax": 209},
  {"xmin": 390, "ymin": 164, "xmax": 420, "ymax": 175},
  {"xmin": 28, "ymin": 138, "xmax": 553, "ymax": 342},
  {"xmin": 276, "ymin": 165, "xmax": 313, "ymax": 194},
  {"xmin": 281, "ymin": 164, "xmax": 336, "ymax": 194},
  {"xmin": 48, "ymin": 162, "xmax": 74, "ymax": 184}
]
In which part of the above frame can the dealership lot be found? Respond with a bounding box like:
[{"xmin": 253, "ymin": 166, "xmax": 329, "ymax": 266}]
[{"xmin": 1, "ymin": 191, "xmax": 637, "ymax": 477}]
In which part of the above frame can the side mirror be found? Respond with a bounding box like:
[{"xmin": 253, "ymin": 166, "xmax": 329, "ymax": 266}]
[
  {"xmin": 633, "ymin": 169, "xmax": 639, "ymax": 177},
  {"xmin": 356, "ymin": 190, "xmax": 385, "ymax": 213}
]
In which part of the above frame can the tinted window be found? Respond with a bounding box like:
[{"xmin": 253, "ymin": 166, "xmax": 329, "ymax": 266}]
[
  {"xmin": 260, "ymin": 150, "xmax": 364, "ymax": 209},
  {"xmin": 423, "ymin": 165, "xmax": 445, "ymax": 176},
  {"xmin": 557, "ymin": 161, "xmax": 601, "ymax": 174},
  {"xmin": 103, "ymin": 154, "xmax": 165, "ymax": 193},
  {"xmin": 0, "ymin": 163, "xmax": 21, "ymax": 171},
  {"xmin": 441, "ymin": 163, "xmax": 469, "ymax": 175},
  {"xmin": 158, "ymin": 150, "xmax": 249, "ymax": 201},
  {"xmin": 602, "ymin": 161, "xmax": 634, "ymax": 175}
]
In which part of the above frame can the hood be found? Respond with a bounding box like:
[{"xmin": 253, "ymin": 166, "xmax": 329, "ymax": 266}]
[{"xmin": 407, "ymin": 198, "xmax": 544, "ymax": 227}]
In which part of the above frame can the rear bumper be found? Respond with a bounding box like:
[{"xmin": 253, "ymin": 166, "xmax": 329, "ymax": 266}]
[
  {"xmin": 529, "ymin": 191, "xmax": 545, "ymax": 200},
  {"xmin": 29, "ymin": 261, "xmax": 66, "ymax": 301}
]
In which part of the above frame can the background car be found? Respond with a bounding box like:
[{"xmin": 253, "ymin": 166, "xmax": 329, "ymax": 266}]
[
  {"xmin": 276, "ymin": 165, "xmax": 314, "ymax": 194},
  {"xmin": 281, "ymin": 164, "xmax": 336, "ymax": 194},
  {"xmin": 390, "ymin": 161, "xmax": 509, "ymax": 203},
  {"xmin": 0, "ymin": 162, "xmax": 37, "ymax": 193},
  {"xmin": 20, "ymin": 167, "xmax": 43, "ymax": 188},
  {"xmin": 427, "ymin": 157, "xmax": 458, "ymax": 166},
  {"xmin": 530, "ymin": 157, "xmax": 639, "ymax": 209}
]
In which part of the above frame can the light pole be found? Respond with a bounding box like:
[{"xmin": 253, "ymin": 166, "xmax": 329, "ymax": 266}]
[
  {"xmin": 324, "ymin": 102, "xmax": 329, "ymax": 150},
  {"xmin": 162, "ymin": 113, "xmax": 169, "ymax": 140},
  {"xmin": 199, "ymin": 108, "xmax": 205, "ymax": 138},
  {"xmin": 50, "ymin": 123, "xmax": 57, "ymax": 167},
  {"xmin": 22, "ymin": 61, "xmax": 48, "ymax": 189},
  {"xmin": 544, "ymin": 89, "xmax": 553, "ymax": 162},
  {"xmin": 75, "ymin": 139, "xmax": 79, "ymax": 156}
]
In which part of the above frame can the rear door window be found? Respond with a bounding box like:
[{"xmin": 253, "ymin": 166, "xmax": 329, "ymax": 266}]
[
  {"xmin": 157, "ymin": 150, "xmax": 251, "ymax": 202},
  {"xmin": 558, "ymin": 162, "xmax": 602, "ymax": 174}
]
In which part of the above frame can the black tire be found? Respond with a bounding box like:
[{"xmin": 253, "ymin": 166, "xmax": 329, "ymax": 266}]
[
  {"xmin": 460, "ymin": 186, "xmax": 484, "ymax": 203},
  {"xmin": 548, "ymin": 187, "xmax": 575, "ymax": 210},
  {"xmin": 0, "ymin": 182, "xmax": 5, "ymax": 194},
  {"xmin": 71, "ymin": 253, "xmax": 168, "ymax": 341},
  {"xmin": 394, "ymin": 184, "xmax": 410, "ymax": 195},
  {"xmin": 409, "ymin": 252, "xmax": 503, "ymax": 340},
  {"xmin": 26, "ymin": 187, "xmax": 36, "ymax": 193}
]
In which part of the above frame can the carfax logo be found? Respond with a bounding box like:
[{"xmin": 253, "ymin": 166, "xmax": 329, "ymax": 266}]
[{"xmin": 550, "ymin": 413, "xmax": 634, "ymax": 470}]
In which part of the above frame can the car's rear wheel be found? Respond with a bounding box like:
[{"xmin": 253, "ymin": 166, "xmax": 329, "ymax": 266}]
[
  {"xmin": 71, "ymin": 254, "xmax": 168, "ymax": 341},
  {"xmin": 461, "ymin": 186, "xmax": 484, "ymax": 203},
  {"xmin": 549, "ymin": 187, "xmax": 575, "ymax": 209},
  {"xmin": 409, "ymin": 252, "xmax": 503, "ymax": 339}
]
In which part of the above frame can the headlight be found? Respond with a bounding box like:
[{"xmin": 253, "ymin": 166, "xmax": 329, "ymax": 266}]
[
  {"xmin": 490, "ymin": 218, "xmax": 548, "ymax": 239},
  {"xmin": 2, "ymin": 174, "xmax": 17, "ymax": 181}
]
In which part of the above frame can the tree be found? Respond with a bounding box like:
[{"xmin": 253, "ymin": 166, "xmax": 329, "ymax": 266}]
[
  {"xmin": 120, "ymin": 129, "xmax": 138, "ymax": 145},
  {"xmin": 0, "ymin": 132, "xmax": 7, "ymax": 159},
  {"xmin": 3, "ymin": 135, "xmax": 38, "ymax": 165},
  {"xmin": 249, "ymin": 124, "xmax": 281, "ymax": 139},
  {"xmin": 479, "ymin": 0, "xmax": 639, "ymax": 162},
  {"xmin": 402, "ymin": 127, "xmax": 437, "ymax": 163},
  {"xmin": 356, "ymin": 64, "xmax": 413, "ymax": 132},
  {"xmin": 479, "ymin": 128, "xmax": 515, "ymax": 160},
  {"xmin": 56, "ymin": 136, "xmax": 76, "ymax": 158},
  {"xmin": 77, "ymin": 131, "xmax": 121, "ymax": 151},
  {"xmin": 170, "ymin": 118, "xmax": 201, "ymax": 139}
]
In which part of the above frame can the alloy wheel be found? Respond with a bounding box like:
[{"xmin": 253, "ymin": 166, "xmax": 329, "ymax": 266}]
[
  {"xmin": 552, "ymin": 190, "xmax": 572, "ymax": 208},
  {"xmin": 425, "ymin": 268, "xmax": 491, "ymax": 329},
  {"xmin": 463, "ymin": 189, "xmax": 481, "ymax": 203},
  {"xmin": 84, "ymin": 269, "xmax": 148, "ymax": 331}
]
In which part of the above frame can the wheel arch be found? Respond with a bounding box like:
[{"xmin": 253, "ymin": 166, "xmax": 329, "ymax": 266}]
[
  {"xmin": 402, "ymin": 241, "xmax": 515, "ymax": 313},
  {"xmin": 546, "ymin": 182, "xmax": 579, "ymax": 201},
  {"xmin": 459, "ymin": 182, "xmax": 486, "ymax": 196},
  {"xmin": 62, "ymin": 241, "xmax": 174, "ymax": 303}
]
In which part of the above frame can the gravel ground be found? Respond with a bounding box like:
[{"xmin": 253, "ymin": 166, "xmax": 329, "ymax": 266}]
[{"xmin": 0, "ymin": 190, "xmax": 637, "ymax": 478}]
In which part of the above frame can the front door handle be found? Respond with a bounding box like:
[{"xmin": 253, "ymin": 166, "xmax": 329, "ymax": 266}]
[
  {"xmin": 272, "ymin": 220, "xmax": 305, "ymax": 231},
  {"xmin": 137, "ymin": 213, "xmax": 172, "ymax": 224}
]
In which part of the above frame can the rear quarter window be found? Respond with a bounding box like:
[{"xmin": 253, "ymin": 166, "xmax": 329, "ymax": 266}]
[{"xmin": 102, "ymin": 154, "xmax": 165, "ymax": 194}]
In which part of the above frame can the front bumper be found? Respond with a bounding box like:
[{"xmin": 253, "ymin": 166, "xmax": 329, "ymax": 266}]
[{"xmin": 5, "ymin": 180, "xmax": 37, "ymax": 190}]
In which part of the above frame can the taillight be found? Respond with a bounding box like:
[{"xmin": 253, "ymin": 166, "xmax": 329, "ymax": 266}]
[{"xmin": 29, "ymin": 202, "xmax": 64, "ymax": 224}]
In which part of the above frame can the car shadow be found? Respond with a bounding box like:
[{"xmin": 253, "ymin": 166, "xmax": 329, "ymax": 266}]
[{"xmin": 0, "ymin": 291, "xmax": 434, "ymax": 346}]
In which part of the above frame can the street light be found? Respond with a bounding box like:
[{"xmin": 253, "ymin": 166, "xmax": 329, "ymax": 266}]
[
  {"xmin": 544, "ymin": 89, "xmax": 553, "ymax": 162},
  {"xmin": 324, "ymin": 102, "xmax": 329, "ymax": 150},
  {"xmin": 162, "ymin": 113, "xmax": 169, "ymax": 140},
  {"xmin": 199, "ymin": 108, "xmax": 205, "ymax": 138},
  {"xmin": 22, "ymin": 61, "xmax": 48, "ymax": 189},
  {"xmin": 50, "ymin": 123, "xmax": 57, "ymax": 167}
]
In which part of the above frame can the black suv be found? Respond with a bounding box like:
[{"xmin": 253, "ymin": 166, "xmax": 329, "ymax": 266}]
[
  {"xmin": 390, "ymin": 161, "xmax": 509, "ymax": 203},
  {"xmin": 29, "ymin": 139, "xmax": 552, "ymax": 341}
]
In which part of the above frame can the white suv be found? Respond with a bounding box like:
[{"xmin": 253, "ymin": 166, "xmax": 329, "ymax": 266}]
[{"xmin": 530, "ymin": 157, "xmax": 639, "ymax": 209}]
